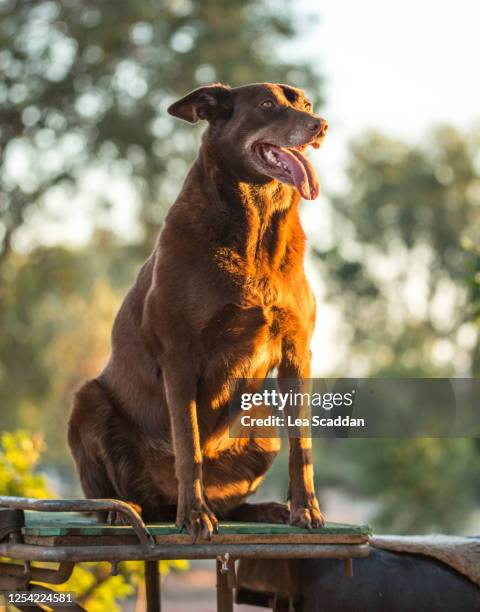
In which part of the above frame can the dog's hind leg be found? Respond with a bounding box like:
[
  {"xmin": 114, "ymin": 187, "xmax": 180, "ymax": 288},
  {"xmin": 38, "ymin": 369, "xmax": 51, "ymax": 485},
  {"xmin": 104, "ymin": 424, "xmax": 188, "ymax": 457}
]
[
  {"xmin": 68, "ymin": 383, "xmax": 116, "ymax": 495},
  {"xmin": 68, "ymin": 379, "xmax": 141, "ymax": 522},
  {"xmin": 68, "ymin": 425, "xmax": 118, "ymax": 522},
  {"xmin": 227, "ymin": 501, "xmax": 290, "ymax": 524},
  {"xmin": 69, "ymin": 433, "xmax": 117, "ymax": 500}
]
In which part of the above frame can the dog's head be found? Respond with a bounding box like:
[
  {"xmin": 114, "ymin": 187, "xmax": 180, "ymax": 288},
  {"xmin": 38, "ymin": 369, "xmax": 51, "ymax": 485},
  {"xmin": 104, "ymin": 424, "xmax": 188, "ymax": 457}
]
[{"xmin": 168, "ymin": 82, "xmax": 327, "ymax": 200}]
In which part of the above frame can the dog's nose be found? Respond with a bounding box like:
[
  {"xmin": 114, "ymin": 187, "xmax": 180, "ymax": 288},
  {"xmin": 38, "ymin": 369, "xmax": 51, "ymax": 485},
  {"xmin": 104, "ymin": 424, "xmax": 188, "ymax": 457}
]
[
  {"xmin": 318, "ymin": 118, "xmax": 328, "ymax": 136},
  {"xmin": 305, "ymin": 117, "xmax": 328, "ymax": 137}
]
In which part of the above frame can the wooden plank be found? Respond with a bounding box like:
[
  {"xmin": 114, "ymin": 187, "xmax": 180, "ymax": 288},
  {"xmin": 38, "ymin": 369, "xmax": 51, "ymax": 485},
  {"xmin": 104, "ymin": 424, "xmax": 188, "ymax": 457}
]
[
  {"xmin": 24, "ymin": 531, "xmax": 368, "ymax": 547},
  {"xmin": 23, "ymin": 512, "xmax": 371, "ymax": 538}
]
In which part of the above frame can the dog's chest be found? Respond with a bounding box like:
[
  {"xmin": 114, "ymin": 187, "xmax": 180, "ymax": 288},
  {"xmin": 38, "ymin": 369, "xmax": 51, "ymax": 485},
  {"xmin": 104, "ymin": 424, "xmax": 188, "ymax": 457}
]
[
  {"xmin": 198, "ymin": 248, "xmax": 304, "ymax": 406},
  {"xmin": 200, "ymin": 282, "xmax": 286, "ymax": 385},
  {"xmin": 199, "ymin": 300, "xmax": 283, "ymax": 416}
]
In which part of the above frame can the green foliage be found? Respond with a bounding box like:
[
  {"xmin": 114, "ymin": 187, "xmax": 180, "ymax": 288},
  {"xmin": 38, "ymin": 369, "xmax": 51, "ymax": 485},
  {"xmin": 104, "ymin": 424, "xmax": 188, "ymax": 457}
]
[
  {"xmin": 465, "ymin": 239, "xmax": 480, "ymax": 321},
  {"xmin": 62, "ymin": 564, "xmax": 133, "ymax": 612},
  {"xmin": 0, "ymin": 239, "xmax": 134, "ymax": 471},
  {"xmin": 335, "ymin": 438, "xmax": 480, "ymax": 534},
  {"xmin": 463, "ymin": 238, "xmax": 480, "ymax": 373},
  {"xmin": 0, "ymin": 431, "xmax": 54, "ymax": 497},
  {"xmin": 0, "ymin": 431, "xmax": 186, "ymax": 610},
  {"xmin": 316, "ymin": 127, "xmax": 480, "ymax": 376}
]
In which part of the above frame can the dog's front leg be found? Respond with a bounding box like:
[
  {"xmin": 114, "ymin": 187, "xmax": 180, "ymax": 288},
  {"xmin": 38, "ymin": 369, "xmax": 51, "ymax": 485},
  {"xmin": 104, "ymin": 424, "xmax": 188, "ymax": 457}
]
[
  {"xmin": 278, "ymin": 342, "xmax": 324, "ymax": 529},
  {"xmin": 162, "ymin": 360, "xmax": 218, "ymax": 541}
]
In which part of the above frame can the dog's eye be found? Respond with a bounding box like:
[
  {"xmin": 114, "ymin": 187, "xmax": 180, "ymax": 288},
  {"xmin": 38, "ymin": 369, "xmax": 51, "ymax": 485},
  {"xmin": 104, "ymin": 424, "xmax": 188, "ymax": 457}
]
[
  {"xmin": 260, "ymin": 100, "xmax": 275, "ymax": 109},
  {"xmin": 304, "ymin": 102, "xmax": 313, "ymax": 112}
]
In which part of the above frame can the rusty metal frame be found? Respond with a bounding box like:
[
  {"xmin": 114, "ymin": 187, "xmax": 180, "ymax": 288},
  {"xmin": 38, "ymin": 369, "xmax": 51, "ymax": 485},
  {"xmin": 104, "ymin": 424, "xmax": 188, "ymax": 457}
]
[
  {"xmin": 0, "ymin": 496, "xmax": 154, "ymax": 549},
  {"xmin": 0, "ymin": 560, "xmax": 74, "ymax": 584},
  {"xmin": 0, "ymin": 497, "xmax": 370, "ymax": 612},
  {"xmin": 0, "ymin": 540, "xmax": 369, "ymax": 562}
]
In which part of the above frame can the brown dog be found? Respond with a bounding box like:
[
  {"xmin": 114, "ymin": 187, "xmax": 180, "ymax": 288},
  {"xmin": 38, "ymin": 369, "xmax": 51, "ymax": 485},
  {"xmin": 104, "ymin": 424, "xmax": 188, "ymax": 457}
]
[{"xmin": 68, "ymin": 82, "xmax": 328, "ymax": 540}]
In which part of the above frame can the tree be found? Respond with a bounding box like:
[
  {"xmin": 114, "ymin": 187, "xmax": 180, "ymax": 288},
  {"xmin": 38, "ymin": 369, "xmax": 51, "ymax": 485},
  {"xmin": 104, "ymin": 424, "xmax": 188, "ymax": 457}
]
[
  {"xmin": 315, "ymin": 126, "xmax": 480, "ymax": 376},
  {"xmin": 337, "ymin": 437, "xmax": 480, "ymax": 533},
  {"xmin": 0, "ymin": 430, "xmax": 54, "ymax": 497},
  {"xmin": 465, "ymin": 238, "xmax": 480, "ymax": 372},
  {"xmin": 0, "ymin": 0, "xmax": 323, "ymax": 264}
]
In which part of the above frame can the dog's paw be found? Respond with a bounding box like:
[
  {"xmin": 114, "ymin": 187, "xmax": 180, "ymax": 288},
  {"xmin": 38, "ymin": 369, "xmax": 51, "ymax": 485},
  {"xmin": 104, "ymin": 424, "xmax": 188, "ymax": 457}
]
[
  {"xmin": 289, "ymin": 500, "xmax": 324, "ymax": 530},
  {"xmin": 107, "ymin": 502, "xmax": 142, "ymax": 526},
  {"xmin": 176, "ymin": 502, "xmax": 218, "ymax": 543}
]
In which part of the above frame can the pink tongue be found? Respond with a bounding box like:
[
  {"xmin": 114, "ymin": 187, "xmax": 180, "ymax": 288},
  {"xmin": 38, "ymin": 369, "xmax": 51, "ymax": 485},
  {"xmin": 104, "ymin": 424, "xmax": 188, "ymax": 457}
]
[{"xmin": 274, "ymin": 146, "xmax": 320, "ymax": 200}]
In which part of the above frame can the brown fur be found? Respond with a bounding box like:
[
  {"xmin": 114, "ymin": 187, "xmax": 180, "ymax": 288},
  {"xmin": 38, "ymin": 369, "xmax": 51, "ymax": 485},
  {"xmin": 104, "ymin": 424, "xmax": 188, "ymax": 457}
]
[{"xmin": 68, "ymin": 82, "xmax": 328, "ymax": 540}]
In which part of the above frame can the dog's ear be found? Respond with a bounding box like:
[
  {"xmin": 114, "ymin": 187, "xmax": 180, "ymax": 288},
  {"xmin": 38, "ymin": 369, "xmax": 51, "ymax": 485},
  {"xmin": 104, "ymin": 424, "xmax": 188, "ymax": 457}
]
[{"xmin": 167, "ymin": 84, "xmax": 232, "ymax": 124}]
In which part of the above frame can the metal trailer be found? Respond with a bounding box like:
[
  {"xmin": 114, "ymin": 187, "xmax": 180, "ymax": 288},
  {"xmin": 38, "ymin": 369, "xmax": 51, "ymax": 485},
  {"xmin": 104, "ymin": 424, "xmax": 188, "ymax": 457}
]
[{"xmin": 0, "ymin": 497, "xmax": 370, "ymax": 612}]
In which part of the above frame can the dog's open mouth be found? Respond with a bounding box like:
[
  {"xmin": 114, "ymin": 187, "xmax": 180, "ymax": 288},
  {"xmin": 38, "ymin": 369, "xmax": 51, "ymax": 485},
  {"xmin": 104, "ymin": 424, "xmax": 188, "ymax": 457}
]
[{"xmin": 253, "ymin": 143, "xmax": 320, "ymax": 200}]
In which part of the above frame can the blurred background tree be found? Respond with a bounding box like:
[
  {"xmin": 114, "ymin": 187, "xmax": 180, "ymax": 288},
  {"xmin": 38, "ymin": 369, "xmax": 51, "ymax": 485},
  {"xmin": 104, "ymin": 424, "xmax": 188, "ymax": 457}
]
[
  {"xmin": 314, "ymin": 126, "xmax": 480, "ymax": 377},
  {"xmin": 0, "ymin": 430, "xmax": 54, "ymax": 497},
  {"xmin": 465, "ymin": 237, "xmax": 480, "ymax": 371},
  {"xmin": 0, "ymin": 0, "xmax": 322, "ymax": 259}
]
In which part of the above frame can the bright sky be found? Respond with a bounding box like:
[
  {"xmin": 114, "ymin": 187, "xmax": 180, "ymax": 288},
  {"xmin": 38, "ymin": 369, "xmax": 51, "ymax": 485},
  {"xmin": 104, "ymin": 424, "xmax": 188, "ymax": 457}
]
[{"xmin": 301, "ymin": 0, "xmax": 480, "ymax": 190}]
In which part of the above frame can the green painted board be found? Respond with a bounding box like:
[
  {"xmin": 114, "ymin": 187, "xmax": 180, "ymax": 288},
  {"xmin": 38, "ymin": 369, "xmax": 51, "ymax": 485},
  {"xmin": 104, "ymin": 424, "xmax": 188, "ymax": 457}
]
[{"xmin": 23, "ymin": 511, "xmax": 371, "ymax": 537}]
